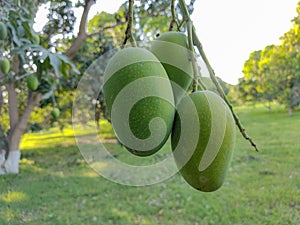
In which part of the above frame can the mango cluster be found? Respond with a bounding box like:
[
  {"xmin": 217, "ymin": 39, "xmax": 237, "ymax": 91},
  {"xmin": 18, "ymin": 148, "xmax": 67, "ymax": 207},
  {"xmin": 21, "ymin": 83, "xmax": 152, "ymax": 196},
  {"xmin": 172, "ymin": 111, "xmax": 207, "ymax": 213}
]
[{"xmin": 103, "ymin": 32, "xmax": 236, "ymax": 192}]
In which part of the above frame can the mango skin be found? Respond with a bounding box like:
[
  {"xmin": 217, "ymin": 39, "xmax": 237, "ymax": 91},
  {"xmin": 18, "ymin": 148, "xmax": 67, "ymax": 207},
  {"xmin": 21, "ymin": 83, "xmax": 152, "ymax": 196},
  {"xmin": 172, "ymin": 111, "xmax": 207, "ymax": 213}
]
[
  {"xmin": 32, "ymin": 34, "xmax": 40, "ymax": 45},
  {"xmin": 103, "ymin": 47, "xmax": 175, "ymax": 156},
  {"xmin": 26, "ymin": 74, "xmax": 39, "ymax": 91},
  {"xmin": 150, "ymin": 31, "xmax": 193, "ymax": 103},
  {"xmin": 0, "ymin": 22, "xmax": 7, "ymax": 40},
  {"xmin": 171, "ymin": 91, "xmax": 236, "ymax": 192},
  {"xmin": 51, "ymin": 108, "xmax": 60, "ymax": 119},
  {"xmin": 0, "ymin": 58, "xmax": 10, "ymax": 74}
]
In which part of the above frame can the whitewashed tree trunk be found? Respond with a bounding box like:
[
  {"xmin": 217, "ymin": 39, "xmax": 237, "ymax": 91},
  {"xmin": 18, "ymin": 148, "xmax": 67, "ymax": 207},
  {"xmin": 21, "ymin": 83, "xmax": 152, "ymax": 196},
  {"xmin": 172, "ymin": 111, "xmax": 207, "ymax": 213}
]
[
  {"xmin": 0, "ymin": 83, "xmax": 41, "ymax": 175},
  {"xmin": 0, "ymin": 150, "xmax": 21, "ymax": 174},
  {"xmin": 0, "ymin": 0, "xmax": 111, "ymax": 175}
]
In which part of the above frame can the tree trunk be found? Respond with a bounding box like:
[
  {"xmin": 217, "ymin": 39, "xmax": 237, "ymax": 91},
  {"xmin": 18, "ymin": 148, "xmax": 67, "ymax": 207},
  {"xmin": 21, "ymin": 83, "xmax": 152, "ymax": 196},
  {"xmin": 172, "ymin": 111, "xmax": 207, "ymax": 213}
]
[
  {"xmin": 268, "ymin": 101, "xmax": 272, "ymax": 113},
  {"xmin": 288, "ymin": 107, "xmax": 293, "ymax": 116},
  {"xmin": 0, "ymin": 93, "xmax": 42, "ymax": 175},
  {"xmin": 1, "ymin": 0, "xmax": 119, "ymax": 175}
]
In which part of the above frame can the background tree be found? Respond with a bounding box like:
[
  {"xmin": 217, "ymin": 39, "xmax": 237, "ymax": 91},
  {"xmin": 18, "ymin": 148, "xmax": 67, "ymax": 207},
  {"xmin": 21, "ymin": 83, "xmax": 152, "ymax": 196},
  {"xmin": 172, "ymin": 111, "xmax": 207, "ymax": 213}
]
[
  {"xmin": 0, "ymin": 0, "xmax": 78, "ymax": 174},
  {"xmin": 0, "ymin": 0, "xmax": 198, "ymax": 174},
  {"xmin": 239, "ymin": 0, "xmax": 300, "ymax": 113}
]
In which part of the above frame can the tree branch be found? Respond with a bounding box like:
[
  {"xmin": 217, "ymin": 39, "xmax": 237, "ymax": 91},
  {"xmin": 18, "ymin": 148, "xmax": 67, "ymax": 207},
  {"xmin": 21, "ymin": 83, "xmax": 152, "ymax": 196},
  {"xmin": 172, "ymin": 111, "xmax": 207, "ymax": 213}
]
[
  {"xmin": 169, "ymin": 0, "xmax": 179, "ymax": 31},
  {"xmin": 192, "ymin": 28, "xmax": 259, "ymax": 152},
  {"xmin": 65, "ymin": 0, "xmax": 95, "ymax": 57},
  {"xmin": 86, "ymin": 20, "xmax": 127, "ymax": 38},
  {"xmin": 178, "ymin": 1, "xmax": 202, "ymax": 92},
  {"xmin": 178, "ymin": 0, "xmax": 259, "ymax": 152}
]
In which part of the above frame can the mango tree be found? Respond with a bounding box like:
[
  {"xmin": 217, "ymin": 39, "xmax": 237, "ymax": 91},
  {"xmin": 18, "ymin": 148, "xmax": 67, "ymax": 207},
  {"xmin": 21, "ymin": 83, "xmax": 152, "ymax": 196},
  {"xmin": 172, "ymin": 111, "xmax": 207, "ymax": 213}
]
[
  {"xmin": 0, "ymin": 0, "xmax": 177, "ymax": 175},
  {"xmin": 0, "ymin": 1, "xmax": 78, "ymax": 174}
]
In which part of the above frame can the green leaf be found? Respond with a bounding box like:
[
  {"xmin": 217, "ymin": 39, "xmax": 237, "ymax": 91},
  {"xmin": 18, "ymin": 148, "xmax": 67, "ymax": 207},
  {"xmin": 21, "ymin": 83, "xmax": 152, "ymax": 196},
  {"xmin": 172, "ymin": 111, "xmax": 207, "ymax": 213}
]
[
  {"xmin": 60, "ymin": 61, "xmax": 69, "ymax": 79},
  {"xmin": 38, "ymin": 48, "xmax": 50, "ymax": 61},
  {"xmin": 55, "ymin": 54, "xmax": 79, "ymax": 74},
  {"xmin": 11, "ymin": 44, "xmax": 46, "ymax": 56},
  {"xmin": 42, "ymin": 90, "xmax": 54, "ymax": 100},
  {"xmin": 7, "ymin": 23, "xmax": 21, "ymax": 46},
  {"xmin": 22, "ymin": 21, "xmax": 33, "ymax": 38},
  {"xmin": 17, "ymin": 23, "xmax": 25, "ymax": 37},
  {"xmin": 49, "ymin": 54, "xmax": 62, "ymax": 76}
]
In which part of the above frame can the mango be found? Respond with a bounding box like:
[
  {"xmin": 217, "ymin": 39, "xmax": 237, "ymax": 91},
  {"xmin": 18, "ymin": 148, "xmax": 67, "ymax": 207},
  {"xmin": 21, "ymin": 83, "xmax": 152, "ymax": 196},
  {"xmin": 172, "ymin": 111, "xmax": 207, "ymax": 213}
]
[
  {"xmin": 32, "ymin": 34, "xmax": 40, "ymax": 45},
  {"xmin": 150, "ymin": 31, "xmax": 193, "ymax": 103},
  {"xmin": 51, "ymin": 108, "xmax": 60, "ymax": 119},
  {"xmin": 26, "ymin": 74, "xmax": 39, "ymax": 91},
  {"xmin": 0, "ymin": 58, "xmax": 10, "ymax": 74},
  {"xmin": 171, "ymin": 90, "xmax": 236, "ymax": 192},
  {"xmin": 103, "ymin": 47, "xmax": 175, "ymax": 156},
  {"xmin": 0, "ymin": 22, "xmax": 7, "ymax": 40}
]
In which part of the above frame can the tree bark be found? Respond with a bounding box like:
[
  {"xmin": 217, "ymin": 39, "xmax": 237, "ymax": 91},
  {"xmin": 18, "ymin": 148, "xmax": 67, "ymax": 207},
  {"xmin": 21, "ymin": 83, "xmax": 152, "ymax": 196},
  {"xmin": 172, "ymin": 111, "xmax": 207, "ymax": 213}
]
[
  {"xmin": 288, "ymin": 107, "xmax": 293, "ymax": 116},
  {"xmin": 8, "ymin": 93, "xmax": 42, "ymax": 150},
  {"xmin": 1, "ymin": 0, "xmax": 124, "ymax": 175},
  {"xmin": 65, "ymin": 0, "xmax": 126, "ymax": 57},
  {"xmin": 6, "ymin": 82, "xmax": 19, "ymax": 132},
  {"xmin": 65, "ymin": 0, "xmax": 94, "ymax": 57},
  {"xmin": 0, "ymin": 93, "xmax": 42, "ymax": 174}
]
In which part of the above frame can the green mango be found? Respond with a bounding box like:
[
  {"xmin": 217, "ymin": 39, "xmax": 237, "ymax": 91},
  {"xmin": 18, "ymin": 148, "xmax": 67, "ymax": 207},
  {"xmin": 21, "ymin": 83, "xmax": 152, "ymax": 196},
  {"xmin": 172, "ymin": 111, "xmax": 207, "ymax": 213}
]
[
  {"xmin": 0, "ymin": 58, "xmax": 10, "ymax": 74},
  {"xmin": 171, "ymin": 90, "xmax": 236, "ymax": 192},
  {"xmin": 103, "ymin": 47, "xmax": 175, "ymax": 156},
  {"xmin": 0, "ymin": 22, "xmax": 7, "ymax": 40},
  {"xmin": 150, "ymin": 31, "xmax": 193, "ymax": 103},
  {"xmin": 32, "ymin": 34, "xmax": 40, "ymax": 45},
  {"xmin": 26, "ymin": 74, "xmax": 39, "ymax": 91},
  {"xmin": 51, "ymin": 108, "xmax": 60, "ymax": 119}
]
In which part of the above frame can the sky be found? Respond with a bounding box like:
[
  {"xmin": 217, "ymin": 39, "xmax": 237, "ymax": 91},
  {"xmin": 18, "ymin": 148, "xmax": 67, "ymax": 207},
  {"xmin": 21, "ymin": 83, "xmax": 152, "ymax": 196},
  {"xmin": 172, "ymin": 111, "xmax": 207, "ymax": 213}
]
[{"xmin": 34, "ymin": 0, "xmax": 299, "ymax": 84}]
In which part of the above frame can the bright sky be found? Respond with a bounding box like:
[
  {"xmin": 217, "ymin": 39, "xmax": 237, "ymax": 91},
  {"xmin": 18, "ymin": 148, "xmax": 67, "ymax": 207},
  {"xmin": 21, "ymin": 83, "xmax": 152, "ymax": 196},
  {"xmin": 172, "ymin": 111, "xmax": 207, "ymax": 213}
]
[{"xmin": 34, "ymin": 0, "xmax": 299, "ymax": 84}]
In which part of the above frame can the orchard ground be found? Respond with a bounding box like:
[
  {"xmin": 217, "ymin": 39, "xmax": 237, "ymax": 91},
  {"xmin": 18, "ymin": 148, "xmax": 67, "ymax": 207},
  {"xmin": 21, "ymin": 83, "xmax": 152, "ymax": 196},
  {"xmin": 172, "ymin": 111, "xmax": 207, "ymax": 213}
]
[{"xmin": 0, "ymin": 105, "xmax": 299, "ymax": 225}]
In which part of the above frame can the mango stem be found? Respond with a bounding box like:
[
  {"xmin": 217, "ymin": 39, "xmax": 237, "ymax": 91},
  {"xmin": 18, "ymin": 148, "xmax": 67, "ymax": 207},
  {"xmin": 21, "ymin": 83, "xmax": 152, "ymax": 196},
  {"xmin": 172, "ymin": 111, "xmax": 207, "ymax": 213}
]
[
  {"xmin": 169, "ymin": 0, "xmax": 180, "ymax": 31},
  {"xmin": 178, "ymin": 0, "xmax": 259, "ymax": 152},
  {"xmin": 122, "ymin": 0, "xmax": 136, "ymax": 48}
]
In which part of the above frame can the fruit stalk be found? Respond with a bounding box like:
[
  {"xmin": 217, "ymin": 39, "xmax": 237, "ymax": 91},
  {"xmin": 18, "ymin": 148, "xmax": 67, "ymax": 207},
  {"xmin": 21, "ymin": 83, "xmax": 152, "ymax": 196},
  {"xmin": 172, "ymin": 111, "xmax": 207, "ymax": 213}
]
[
  {"xmin": 177, "ymin": 1, "xmax": 197, "ymax": 92},
  {"xmin": 122, "ymin": 0, "xmax": 137, "ymax": 48},
  {"xmin": 178, "ymin": 0, "xmax": 259, "ymax": 152},
  {"xmin": 186, "ymin": 21, "xmax": 200, "ymax": 92},
  {"xmin": 193, "ymin": 33, "xmax": 259, "ymax": 152},
  {"xmin": 169, "ymin": 0, "xmax": 179, "ymax": 31}
]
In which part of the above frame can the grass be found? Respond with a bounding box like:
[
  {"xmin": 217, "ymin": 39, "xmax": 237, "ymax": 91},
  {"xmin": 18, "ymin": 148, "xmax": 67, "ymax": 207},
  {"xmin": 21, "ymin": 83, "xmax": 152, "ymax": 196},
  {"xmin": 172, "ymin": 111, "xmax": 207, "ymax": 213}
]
[{"xmin": 0, "ymin": 106, "xmax": 300, "ymax": 225}]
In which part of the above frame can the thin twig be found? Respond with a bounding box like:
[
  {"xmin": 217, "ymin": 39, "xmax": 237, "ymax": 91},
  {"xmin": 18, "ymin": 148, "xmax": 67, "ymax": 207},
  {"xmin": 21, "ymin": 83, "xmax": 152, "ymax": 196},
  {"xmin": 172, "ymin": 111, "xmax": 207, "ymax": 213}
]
[
  {"xmin": 192, "ymin": 31, "xmax": 259, "ymax": 151},
  {"xmin": 178, "ymin": 0, "xmax": 199, "ymax": 92},
  {"xmin": 178, "ymin": 20, "xmax": 185, "ymax": 30},
  {"xmin": 178, "ymin": 0, "xmax": 259, "ymax": 152},
  {"xmin": 122, "ymin": 0, "xmax": 136, "ymax": 48},
  {"xmin": 169, "ymin": 0, "xmax": 179, "ymax": 31},
  {"xmin": 187, "ymin": 21, "xmax": 199, "ymax": 92},
  {"xmin": 87, "ymin": 21, "xmax": 127, "ymax": 38},
  {"xmin": 197, "ymin": 77, "xmax": 207, "ymax": 91}
]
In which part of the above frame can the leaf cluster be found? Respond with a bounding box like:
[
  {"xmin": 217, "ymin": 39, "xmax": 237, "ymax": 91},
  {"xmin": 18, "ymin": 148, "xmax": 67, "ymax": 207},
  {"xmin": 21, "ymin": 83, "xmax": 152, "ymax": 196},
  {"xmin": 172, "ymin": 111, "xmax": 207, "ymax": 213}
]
[{"xmin": 239, "ymin": 1, "xmax": 300, "ymax": 110}]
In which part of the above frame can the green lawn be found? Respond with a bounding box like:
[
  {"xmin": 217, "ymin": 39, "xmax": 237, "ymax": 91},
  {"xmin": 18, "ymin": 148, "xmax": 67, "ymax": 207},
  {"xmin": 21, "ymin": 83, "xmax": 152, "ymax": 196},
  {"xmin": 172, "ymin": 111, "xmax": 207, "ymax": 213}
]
[{"xmin": 0, "ymin": 106, "xmax": 299, "ymax": 225}]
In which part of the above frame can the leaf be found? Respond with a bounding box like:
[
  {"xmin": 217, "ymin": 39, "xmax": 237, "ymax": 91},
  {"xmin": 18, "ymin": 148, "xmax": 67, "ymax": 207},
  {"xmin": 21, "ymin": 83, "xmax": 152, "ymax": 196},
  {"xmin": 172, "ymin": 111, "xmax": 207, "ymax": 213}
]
[
  {"xmin": 22, "ymin": 21, "xmax": 33, "ymax": 38},
  {"xmin": 60, "ymin": 61, "xmax": 69, "ymax": 79},
  {"xmin": 19, "ymin": 38, "xmax": 32, "ymax": 45},
  {"xmin": 55, "ymin": 54, "xmax": 79, "ymax": 74},
  {"xmin": 7, "ymin": 23, "xmax": 21, "ymax": 46},
  {"xmin": 49, "ymin": 54, "xmax": 62, "ymax": 76},
  {"xmin": 17, "ymin": 23, "xmax": 25, "ymax": 37},
  {"xmin": 42, "ymin": 90, "xmax": 54, "ymax": 100},
  {"xmin": 11, "ymin": 44, "xmax": 47, "ymax": 56},
  {"xmin": 38, "ymin": 48, "xmax": 50, "ymax": 61}
]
